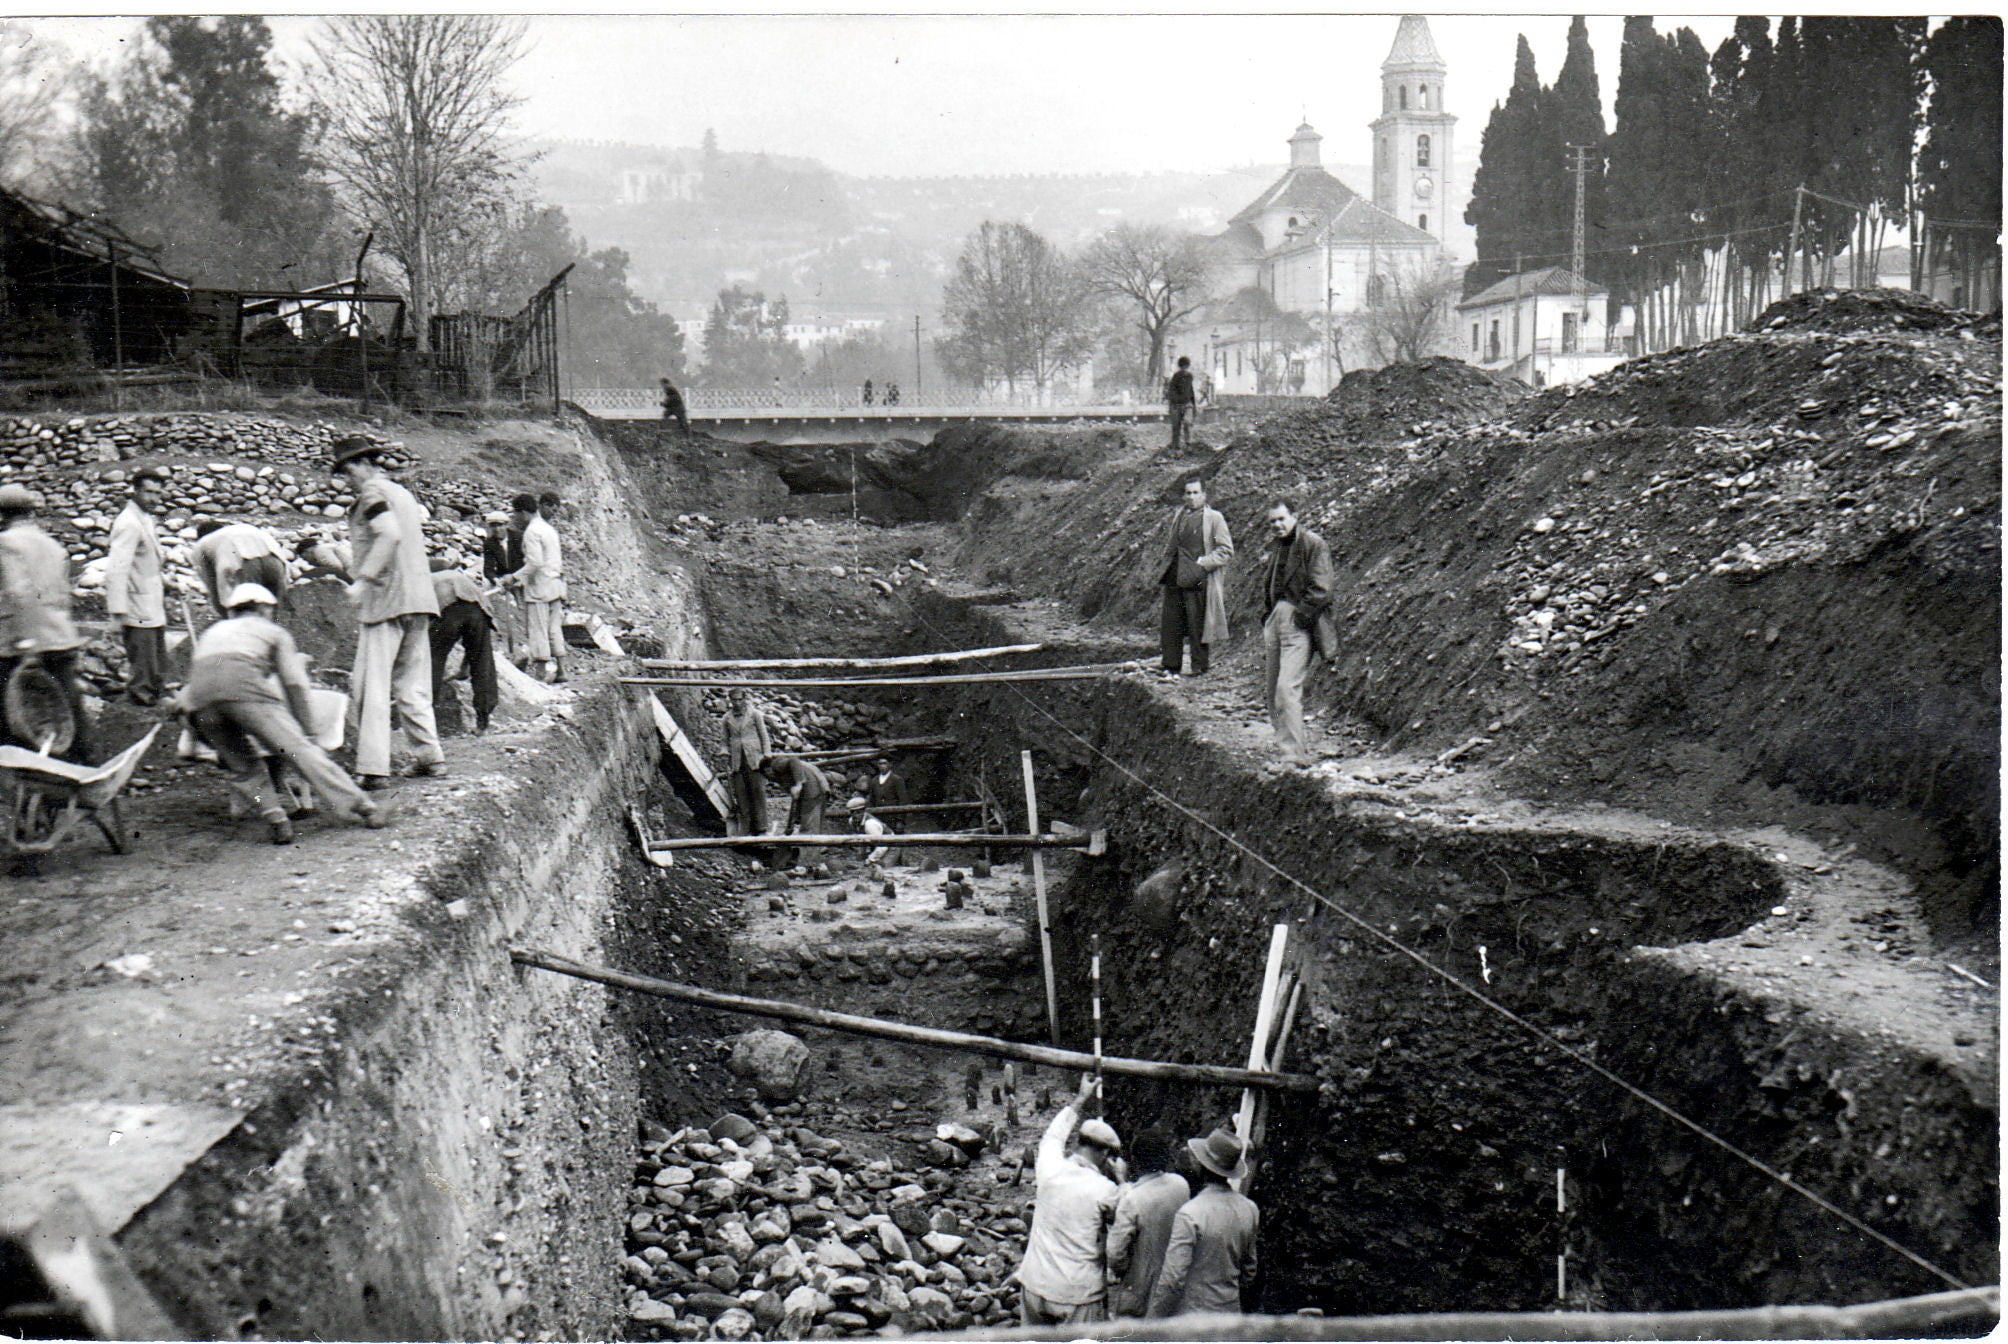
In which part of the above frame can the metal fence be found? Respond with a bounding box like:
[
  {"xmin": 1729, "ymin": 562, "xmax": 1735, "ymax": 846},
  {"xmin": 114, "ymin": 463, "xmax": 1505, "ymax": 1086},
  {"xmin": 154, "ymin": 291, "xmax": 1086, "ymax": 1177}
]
[{"xmin": 569, "ymin": 385, "xmax": 1149, "ymax": 414}]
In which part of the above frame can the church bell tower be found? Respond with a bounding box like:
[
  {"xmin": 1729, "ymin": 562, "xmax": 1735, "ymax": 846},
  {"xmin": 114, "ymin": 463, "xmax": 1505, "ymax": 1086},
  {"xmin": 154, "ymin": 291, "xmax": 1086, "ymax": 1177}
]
[{"xmin": 1371, "ymin": 15, "xmax": 1455, "ymax": 242}]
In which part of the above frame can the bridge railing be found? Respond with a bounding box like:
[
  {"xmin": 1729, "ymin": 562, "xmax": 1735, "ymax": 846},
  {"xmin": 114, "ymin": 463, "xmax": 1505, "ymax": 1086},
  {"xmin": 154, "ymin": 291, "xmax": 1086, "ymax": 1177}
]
[{"xmin": 570, "ymin": 385, "xmax": 1153, "ymax": 414}]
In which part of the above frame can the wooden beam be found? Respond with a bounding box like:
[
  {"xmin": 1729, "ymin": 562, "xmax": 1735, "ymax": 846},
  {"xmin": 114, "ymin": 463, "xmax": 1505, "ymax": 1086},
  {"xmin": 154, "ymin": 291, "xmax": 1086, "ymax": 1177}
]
[
  {"xmin": 509, "ymin": 948, "xmax": 1320, "ymax": 1093},
  {"xmin": 796, "ymin": 737, "xmax": 958, "ymax": 758},
  {"xmin": 1233, "ymin": 925, "xmax": 1291, "ymax": 1191},
  {"xmin": 640, "ymin": 643, "xmax": 1043, "ymax": 671},
  {"xmin": 865, "ymin": 801, "xmax": 985, "ymax": 815},
  {"xmin": 619, "ymin": 662, "xmax": 1136, "ymax": 689},
  {"xmin": 1024, "ymin": 750, "xmax": 1060, "ymax": 1046},
  {"xmin": 642, "ymin": 693, "xmax": 730, "ymax": 822},
  {"xmin": 958, "ymin": 1287, "xmax": 2001, "ymax": 1341},
  {"xmin": 645, "ymin": 829, "xmax": 1105, "ymax": 853}
]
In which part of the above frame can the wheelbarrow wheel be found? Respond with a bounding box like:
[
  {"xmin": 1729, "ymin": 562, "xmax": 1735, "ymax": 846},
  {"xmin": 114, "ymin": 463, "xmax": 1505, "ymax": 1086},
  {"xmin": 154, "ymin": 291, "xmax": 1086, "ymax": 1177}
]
[{"xmin": 4, "ymin": 658, "xmax": 76, "ymax": 757}]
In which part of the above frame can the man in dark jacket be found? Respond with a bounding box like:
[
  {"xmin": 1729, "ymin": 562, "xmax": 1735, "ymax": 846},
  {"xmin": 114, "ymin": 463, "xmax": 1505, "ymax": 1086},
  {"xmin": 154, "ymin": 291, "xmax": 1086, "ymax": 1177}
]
[
  {"xmin": 659, "ymin": 378, "xmax": 690, "ymax": 434},
  {"xmin": 1165, "ymin": 356, "xmax": 1198, "ymax": 450},
  {"xmin": 1259, "ymin": 498, "xmax": 1336, "ymax": 768}
]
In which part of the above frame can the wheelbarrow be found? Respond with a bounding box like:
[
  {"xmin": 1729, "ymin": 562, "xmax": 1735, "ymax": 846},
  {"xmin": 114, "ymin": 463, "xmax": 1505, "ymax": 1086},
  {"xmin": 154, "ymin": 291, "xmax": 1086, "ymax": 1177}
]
[{"xmin": 0, "ymin": 725, "xmax": 160, "ymax": 854}]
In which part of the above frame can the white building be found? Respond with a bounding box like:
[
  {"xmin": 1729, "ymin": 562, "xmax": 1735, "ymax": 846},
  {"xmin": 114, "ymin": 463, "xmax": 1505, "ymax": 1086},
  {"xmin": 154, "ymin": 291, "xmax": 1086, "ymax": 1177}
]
[
  {"xmin": 1455, "ymin": 266, "xmax": 1626, "ymax": 387},
  {"xmin": 1196, "ymin": 17, "xmax": 1456, "ymax": 395}
]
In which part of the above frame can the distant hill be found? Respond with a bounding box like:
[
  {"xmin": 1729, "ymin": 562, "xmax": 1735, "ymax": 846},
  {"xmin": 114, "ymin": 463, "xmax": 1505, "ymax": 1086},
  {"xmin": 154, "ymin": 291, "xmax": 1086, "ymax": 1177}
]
[{"xmin": 526, "ymin": 138, "xmax": 1475, "ymax": 323}]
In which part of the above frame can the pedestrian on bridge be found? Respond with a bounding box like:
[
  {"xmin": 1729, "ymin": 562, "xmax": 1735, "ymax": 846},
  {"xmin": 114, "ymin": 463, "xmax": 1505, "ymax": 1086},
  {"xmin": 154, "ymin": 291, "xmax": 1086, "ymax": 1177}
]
[
  {"xmin": 659, "ymin": 378, "xmax": 690, "ymax": 434},
  {"xmin": 885, "ymin": 382, "xmax": 900, "ymax": 407},
  {"xmin": 862, "ymin": 379, "xmax": 874, "ymax": 407},
  {"xmin": 1158, "ymin": 476, "xmax": 1233, "ymax": 678}
]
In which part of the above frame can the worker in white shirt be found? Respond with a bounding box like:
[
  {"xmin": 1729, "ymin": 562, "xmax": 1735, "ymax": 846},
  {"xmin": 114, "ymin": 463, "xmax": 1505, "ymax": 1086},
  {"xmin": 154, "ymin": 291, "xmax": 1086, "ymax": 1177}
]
[
  {"xmin": 104, "ymin": 466, "xmax": 169, "ymax": 705},
  {"xmin": 505, "ymin": 491, "xmax": 567, "ymax": 683},
  {"xmin": 189, "ymin": 517, "xmax": 288, "ymax": 616},
  {"xmin": 1017, "ymin": 1075, "xmax": 1122, "ymax": 1325}
]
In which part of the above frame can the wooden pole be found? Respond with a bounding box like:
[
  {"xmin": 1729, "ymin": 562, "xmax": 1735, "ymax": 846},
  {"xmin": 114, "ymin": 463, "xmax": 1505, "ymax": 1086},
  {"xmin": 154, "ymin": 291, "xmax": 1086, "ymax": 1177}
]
[
  {"xmin": 1787, "ymin": 185, "xmax": 1805, "ymax": 296},
  {"xmin": 641, "ymin": 644, "xmax": 1042, "ymax": 671},
  {"xmin": 1233, "ymin": 925, "xmax": 1290, "ymax": 1191},
  {"xmin": 646, "ymin": 829, "xmax": 1104, "ymax": 854},
  {"xmin": 1024, "ymin": 749, "xmax": 1060, "ymax": 1046},
  {"xmin": 1090, "ymin": 932, "xmax": 1104, "ymax": 1115},
  {"xmin": 620, "ymin": 662, "xmax": 1134, "ymax": 689},
  {"xmin": 958, "ymin": 1287, "xmax": 2000, "ymax": 1341},
  {"xmin": 866, "ymin": 800, "xmax": 985, "ymax": 816},
  {"xmin": 509, "ymin": 948, "xmax": 1318, "ymax": 1092}
]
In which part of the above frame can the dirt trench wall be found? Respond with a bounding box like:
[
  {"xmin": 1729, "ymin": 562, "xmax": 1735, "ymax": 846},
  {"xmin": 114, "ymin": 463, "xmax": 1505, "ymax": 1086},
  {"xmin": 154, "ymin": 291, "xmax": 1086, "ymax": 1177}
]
[
  {"xmin": 908, "ymin": 591, "xmax": 1995, "ymax": 1315},
  {"xmin": 116, "ymin": 688, "xmax": 663, "ymax": 1340}
]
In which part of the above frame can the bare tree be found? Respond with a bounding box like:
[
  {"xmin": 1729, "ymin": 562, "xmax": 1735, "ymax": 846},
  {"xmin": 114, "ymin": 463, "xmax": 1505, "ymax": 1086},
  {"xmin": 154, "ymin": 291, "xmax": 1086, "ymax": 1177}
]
[
  {"xmin": 938, "ymin": 221, "xmax": 1094, "ymax": 397},
  {"xmin": 312, "ymin": 16, "xmax": 527, "ymax": 348},
  {"xmin": 0, "ymin": 22, "xmax": 64, "ymax": 189},
  {"xmin": 1080, "ymin": 223, "xmax": 1211, "ymax": 389},
  {"xmin": 1358, "ymin": 259, "xmax": 1462, "ymax": 367}
]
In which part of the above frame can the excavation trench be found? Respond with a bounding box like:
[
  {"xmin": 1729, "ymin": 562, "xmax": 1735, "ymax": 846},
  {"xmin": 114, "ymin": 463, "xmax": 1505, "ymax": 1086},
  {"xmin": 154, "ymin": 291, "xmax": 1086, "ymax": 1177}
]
[{"xmin": 589, "ymin": 550, "xmax": 1994, "ymax": 1339}]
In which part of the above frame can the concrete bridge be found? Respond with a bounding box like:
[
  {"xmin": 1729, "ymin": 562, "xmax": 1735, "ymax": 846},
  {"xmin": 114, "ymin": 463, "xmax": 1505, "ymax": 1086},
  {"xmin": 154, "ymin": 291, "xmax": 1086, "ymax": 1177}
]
[{"xmin": 569, "ymin": 387, "xmax": 1167, "ymax": 444}]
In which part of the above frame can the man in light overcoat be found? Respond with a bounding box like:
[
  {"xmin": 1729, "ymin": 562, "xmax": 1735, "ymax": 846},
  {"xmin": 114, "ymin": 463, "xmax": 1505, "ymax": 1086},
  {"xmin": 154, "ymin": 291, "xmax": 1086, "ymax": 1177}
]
[{"xmin": 1158, "ymin": 476, "xmax": 1233, "ymax": 677}]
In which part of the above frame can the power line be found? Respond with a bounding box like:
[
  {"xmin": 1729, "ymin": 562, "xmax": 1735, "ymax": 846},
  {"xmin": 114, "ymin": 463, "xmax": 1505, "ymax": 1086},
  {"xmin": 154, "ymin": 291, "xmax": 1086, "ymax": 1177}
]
[{"xmin": 878, "ymin": 580, "xmax": 1975, "ymax": 1296}]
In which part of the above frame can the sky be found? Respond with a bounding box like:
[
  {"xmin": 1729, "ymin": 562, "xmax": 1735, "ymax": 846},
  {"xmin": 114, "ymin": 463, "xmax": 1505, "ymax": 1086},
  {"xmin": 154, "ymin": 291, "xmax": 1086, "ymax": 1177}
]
[{"xmin": 25, "ymin": 12, "xmax": 1749, "ymax": 179}]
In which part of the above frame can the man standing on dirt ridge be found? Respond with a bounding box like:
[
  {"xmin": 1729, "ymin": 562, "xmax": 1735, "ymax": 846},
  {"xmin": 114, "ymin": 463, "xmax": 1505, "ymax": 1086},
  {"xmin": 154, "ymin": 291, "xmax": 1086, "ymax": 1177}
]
[
  {"xmin": 104, "ymin": 466, "xmax": 169, "ymax": 706},
  {"xmin": 507, "ymin": 492, "xmax": 567, "ymax": 683},
  {"xmin": 1260, "ymin": 497, "xmax": 1336, "ymax": 768},
  {"xmin": 332, "ymin": 435, "xmax": 444, "ymax": 790},
  {"xmin": 1158, "ymin": 476, "xmax": 1233, "ymax": 678},
  {"xmin": 1017, "ymin": 1074, "xmax": 1122, "ymax": 1325},
  {"xmin": 1165, "ymin": 355, "xmax": 1199, "ymax": 450}
]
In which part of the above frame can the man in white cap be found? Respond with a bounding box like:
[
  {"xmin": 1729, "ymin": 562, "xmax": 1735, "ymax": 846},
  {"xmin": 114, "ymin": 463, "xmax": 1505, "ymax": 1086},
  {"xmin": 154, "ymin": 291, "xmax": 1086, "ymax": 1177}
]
[
  {"xmin": 104, "ymin": 466, "xmax": 168, "ymax": 705},
  {"xmin": 0, "ymin": 483, "xmax": 93, "ymax": 760},
  {"xmin": 1017, "ymin": 1074, "xmax": 1121, "ymax": 1325},
  {"xmin": 1146, "ymin": 1127, "xmax": 1260, "ymax": 1319},
  {"xmin": 331, "ymin": 435, "xmax": 443, "ymax": 788},
  {"xmin": 179, "ymin": 582, "xmax": 391, "ymax": 844}
]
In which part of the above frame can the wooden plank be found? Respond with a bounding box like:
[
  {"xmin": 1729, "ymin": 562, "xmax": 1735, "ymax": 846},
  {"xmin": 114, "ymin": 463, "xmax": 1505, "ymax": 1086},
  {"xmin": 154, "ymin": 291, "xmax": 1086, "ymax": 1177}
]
[
  {"xmin": 865, "ymin": 801, "xmax": 985, "ymax": 815},
  {"xmin": 647, "ymin": 829, "xmax": 1103, "ymax": 853},
  {"xmin": 643, "ymin": 693, "xmax": 731, "ymax": 822},
  {"xmin": 1232, "ymin": 925, "xmax": 1291, "ymax": 1192},
  {"xmin": 959, "ymin": 1288, "xmax": 2001, "ymax": 1341},
  {"xmin": 1024, "ymin": 750, "xmax": 1060, "ymax": 1046},
  {"xmin": 620, "ymin": 662, "xmax": 1136, "ymax": 689},
  {"xmin": 640, "ymin": 643, "xmax": 1042, "ymax": 671},
  {"xmin": 510, "ymin": 948, "xmax": 1319, "ymax": 1092}
]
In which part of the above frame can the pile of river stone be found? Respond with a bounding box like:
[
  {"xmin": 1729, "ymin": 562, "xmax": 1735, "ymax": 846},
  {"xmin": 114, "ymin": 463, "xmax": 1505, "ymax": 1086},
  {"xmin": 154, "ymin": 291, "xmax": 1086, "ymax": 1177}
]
[{"xmin": 624, "ymin": 1112, "xmax": 1026, "ymax": 1339}]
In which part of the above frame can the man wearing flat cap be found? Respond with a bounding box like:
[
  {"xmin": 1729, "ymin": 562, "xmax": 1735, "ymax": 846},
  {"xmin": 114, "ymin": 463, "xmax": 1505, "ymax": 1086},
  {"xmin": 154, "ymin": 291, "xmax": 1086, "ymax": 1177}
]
[
  {"xmin": 331, "ymin": 435, "xmax": 443, "ymax": 788},
  {"xmin": 1147, "ymin": 1127, "xmax": 1260, "ymax": 1318},
  {"xmin": 0, "ymin": 483, "xmax": 94, "ymax": 760},
  {"xmin": 1017, "ymin": 1074, "xmax": 1122, "ymax": 1325}
]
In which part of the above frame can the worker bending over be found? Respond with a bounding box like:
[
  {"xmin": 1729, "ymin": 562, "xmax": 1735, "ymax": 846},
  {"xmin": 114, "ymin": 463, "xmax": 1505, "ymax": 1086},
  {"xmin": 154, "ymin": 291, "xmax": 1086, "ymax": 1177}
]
[{"xmin": 179, "ymin": 583, "xmax": 392, "ymax": 844}]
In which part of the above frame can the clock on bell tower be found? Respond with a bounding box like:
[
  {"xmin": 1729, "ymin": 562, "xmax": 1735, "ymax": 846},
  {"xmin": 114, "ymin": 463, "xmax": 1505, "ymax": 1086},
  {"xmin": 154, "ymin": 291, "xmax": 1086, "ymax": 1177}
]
[{"xmin": 1371, "ymin": 15, "xmax": 1456, "ymax": 243}]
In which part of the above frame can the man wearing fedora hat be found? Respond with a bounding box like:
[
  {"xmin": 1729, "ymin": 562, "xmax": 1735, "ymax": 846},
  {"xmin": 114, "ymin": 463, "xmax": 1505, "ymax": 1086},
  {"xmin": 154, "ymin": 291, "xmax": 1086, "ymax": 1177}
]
[
  {"xmin": 1017, "ymin": 1074, "xmax": 1121, "ymax": 1326},
  {"xmin": 331, "ymin": 435, "xmax": 443, "ymax": 788},
  {"xmin": 1146, "ymin": 1127, "xmax": 1260, "ymax": 1319}
]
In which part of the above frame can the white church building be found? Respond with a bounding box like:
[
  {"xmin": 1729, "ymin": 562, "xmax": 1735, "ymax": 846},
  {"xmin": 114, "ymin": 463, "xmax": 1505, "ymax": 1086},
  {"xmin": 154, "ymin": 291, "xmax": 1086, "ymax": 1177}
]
[{"xmin": 1199, "ymin": 16, "xmax": 1461, "ymax": 395}]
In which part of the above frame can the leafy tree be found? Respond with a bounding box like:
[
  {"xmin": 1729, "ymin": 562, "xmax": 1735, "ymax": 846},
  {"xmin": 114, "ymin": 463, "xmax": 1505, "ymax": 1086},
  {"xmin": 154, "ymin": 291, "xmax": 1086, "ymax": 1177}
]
[
  {"xmin": 1919, "ymin": 17, "xmax": 2003, "ymax": 304},
  {"xmin": 937, "ymin": 221, "xmax": 1094, "ymax": 395},
  {"xmin": 1464, "ymin": 35, "xmax": 1548, "ymax": 295},
  {"xmin": 0, "ymin": 21, "xmax": 62, "ymax": 189},
  {"xmin": 313, "ymin": 16, "xmax": 528, "ymax": 348},
  {"xmin": 69, "ymin": 17, "xmax": 343, "ymax": 285},
  {"xmin": 701, "ymin": 285, "xmax": 803, "ymax": 385},
  {"xmin": 1079, "ymin": 222, "xmax": 1211, "ymax": 386}
]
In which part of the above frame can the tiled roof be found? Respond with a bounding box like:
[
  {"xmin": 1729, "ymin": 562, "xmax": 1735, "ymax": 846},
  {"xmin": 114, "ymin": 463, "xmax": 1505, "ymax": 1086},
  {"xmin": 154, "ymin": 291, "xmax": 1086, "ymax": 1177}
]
[
  {"xmin": 1268, "ymin": 197, "xmax": 1439, "ymax": 250},
  {"xmin": 1228, "ymin": 166, "xmax": 1360, "ymax": 228},
  {"xmin": 1457, "ymin": 266, "xmax": 1602, "ymax": 309},
  {"xmin": 1384, "ymin": 15, "xmax": 1444, "ymax": 69}
]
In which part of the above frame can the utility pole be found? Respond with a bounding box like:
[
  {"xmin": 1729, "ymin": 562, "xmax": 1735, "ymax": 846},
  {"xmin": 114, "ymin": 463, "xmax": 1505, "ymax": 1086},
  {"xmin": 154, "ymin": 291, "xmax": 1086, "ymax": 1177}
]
[
  {"xmin": 1566, "ymin": 144, "xmax": 1597, "ymax": 358},
  {"xmin": 913, "ymin": 315, "xmax": 922, "ymax": 402},
  {"xmin": 1787, "ymin": 185, "xmax": 1805, "ymax": 297}
]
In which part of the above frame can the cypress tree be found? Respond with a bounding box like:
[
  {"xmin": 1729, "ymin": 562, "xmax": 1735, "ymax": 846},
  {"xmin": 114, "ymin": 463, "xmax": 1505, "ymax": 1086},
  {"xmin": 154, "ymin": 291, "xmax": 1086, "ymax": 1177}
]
[
  {"xmin": 1919, "ymin": 17, "xmax": 2004, "ymax": 305},
  {"xmin": 1464, "ymin": 34, "xmax": 1546, "ymax": 295}
]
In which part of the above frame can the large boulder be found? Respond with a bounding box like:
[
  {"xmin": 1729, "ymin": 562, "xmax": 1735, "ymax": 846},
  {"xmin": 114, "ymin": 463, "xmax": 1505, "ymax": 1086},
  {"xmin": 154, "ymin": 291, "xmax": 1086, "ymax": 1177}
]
[{"xmin": 726, "ymin": 1029, "xmax": 810, "ymax": 1100}]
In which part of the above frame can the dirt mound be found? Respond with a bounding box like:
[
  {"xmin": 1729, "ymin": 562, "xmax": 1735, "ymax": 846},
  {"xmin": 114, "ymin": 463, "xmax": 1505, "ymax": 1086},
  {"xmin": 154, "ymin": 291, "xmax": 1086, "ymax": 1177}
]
[
  {"xmin": 1751, "ymin": 286, "xmax": 2000, "ymax": 336},
  {"xmin": 955, "ymin": 320, "xmax": 2002, "ymax": 938},
  {"xmin": 1320, "ymin": 356, "xmax": 1528, "ymax": 438}
]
